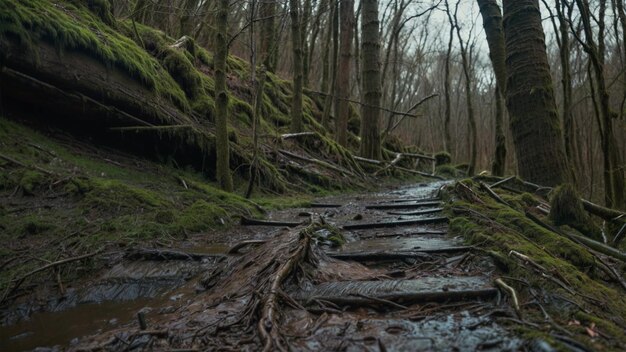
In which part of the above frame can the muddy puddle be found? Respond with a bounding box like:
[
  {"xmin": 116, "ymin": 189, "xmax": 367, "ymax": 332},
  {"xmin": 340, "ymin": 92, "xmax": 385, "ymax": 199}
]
[{"xmin": 0, "ymin": 299, "xmax": 151, "ymax": 351}]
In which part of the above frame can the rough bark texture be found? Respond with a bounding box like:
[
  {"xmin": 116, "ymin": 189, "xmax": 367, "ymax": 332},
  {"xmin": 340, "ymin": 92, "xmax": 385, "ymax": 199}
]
[
  {"xmin": 259, "ymin": 0, "xmax": 277, "ymax": 72},
  {"xmin": 477, "ymin": 0, "xmax": 507, "ymax": 177},
  {"xmin": 214, "ymin": 0, "xmax": 234, "ymax": 191},
  {"xmin": 360, "ymin": 0, "xmax": 382, "ymax": 160},
  {"xmin": 502, "ymin": 0, "xmax": 570, "ymax": 187},
  {"xmin": 289, "ymin": 0, "xmax": 304, "ymax": 133},
  {"xmin": 335, "ymin": 0, "xmax": 354, "ymax": 147}
]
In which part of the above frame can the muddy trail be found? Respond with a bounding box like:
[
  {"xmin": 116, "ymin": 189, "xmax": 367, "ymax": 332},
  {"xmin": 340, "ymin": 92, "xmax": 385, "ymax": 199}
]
[{"xmin": 1, "ymin": 181, "xmax": 525, "ymax": 351}]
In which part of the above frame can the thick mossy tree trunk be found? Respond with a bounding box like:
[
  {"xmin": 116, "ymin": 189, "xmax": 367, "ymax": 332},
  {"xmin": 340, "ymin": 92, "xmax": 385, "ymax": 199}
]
[
  {"xmin": 360, "ymin": 0, "xmax": 382, "ymax": 160},
  {"xmin": 335, "ymin": 0, "xmax": 353, "ymax": 147},
  {"xmin": 214, "ymin": 0, "xmax": 234, "ymax": 192},
  {"xmin": 477, "ymin": 0, "xmax": 507, "ymax": 177},
  {"xmin": 502, "ymin": 0, "xmax": 570, "ymax": 187},
  {"xmin": 289, "ymin": 0, "xmax": 304, "ymax": 133}
]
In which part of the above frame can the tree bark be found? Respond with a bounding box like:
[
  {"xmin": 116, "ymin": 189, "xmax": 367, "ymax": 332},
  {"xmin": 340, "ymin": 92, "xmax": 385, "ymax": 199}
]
[
  {"xmin": 214, "ymin": 0, "xmax": 234, "ymax": 191},
  {"xmin": 502, "ymin": 0, "xmax": 571, "ymax": 187},
  {"xmin": 360, "ymin": 0, "xmax": 382, "ymax": 160},
  {"xmin": 443, "ymin": 19, "xmax": 453, "ymax": 154},
  {"xmin": 289, "ymin": 0, "xmax": 304, "ymax": 133},
  {"xmin": 477, "ymin": 0, "xmax": 507, "ymax": 177},
  {"xmin": 259, "ymin": 0, "xmax": 277, "ymax": 72},
  {"xmin": 335, "ymin": 0, "xmax": 354, "ymax": 147}
]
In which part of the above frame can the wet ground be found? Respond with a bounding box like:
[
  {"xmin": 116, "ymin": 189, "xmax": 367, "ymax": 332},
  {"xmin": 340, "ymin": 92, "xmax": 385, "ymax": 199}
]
[{"xmin": 0, "ymin": 181, "xmax": 524, "ymax": 351}]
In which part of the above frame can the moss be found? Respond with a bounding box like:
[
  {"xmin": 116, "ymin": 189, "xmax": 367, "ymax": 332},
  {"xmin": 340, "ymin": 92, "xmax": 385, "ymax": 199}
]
[
  {"xmin": 435, "ymin": 151, "xmax": 452, "ymax": 166},
  {"xmin": 436, "ymin": 165, "xmax": 457, "ymax": 178},
  {"xmin": 176, "ymin": 200, "xmax": 228, "ymax": 232},
  {"xmin": 0, "ymin": 0, "xmax": 189, "ymax": 110},
  {"xmin": 19, "ymin": 170, "xmax": 44, "ymax": 195},
  {"xmin": 447, "ymin": 181, "xmax": 626, "ymax": 350},
  {"xmin": 21, "ymin": 215, "xmax": 55, "ymax": 235},
  {"xmin": 549, "ymin": 184, "xmax": 601, "ymax": 241}
]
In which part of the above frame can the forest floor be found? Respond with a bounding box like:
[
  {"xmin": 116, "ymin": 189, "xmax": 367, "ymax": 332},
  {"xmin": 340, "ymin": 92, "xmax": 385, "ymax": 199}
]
[
  {"xmin": 2, "ymin": 118, "xmax": 625, "ymax": 351},
  {"xmin": 1, "ymin": 179, "xmax": 523, "ymax": 351}
]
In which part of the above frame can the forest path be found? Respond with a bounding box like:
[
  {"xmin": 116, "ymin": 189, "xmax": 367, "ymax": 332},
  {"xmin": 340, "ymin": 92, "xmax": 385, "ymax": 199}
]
[{"xmin": 1, "ymin": 180, "xmax": 523, "ymax": 351}]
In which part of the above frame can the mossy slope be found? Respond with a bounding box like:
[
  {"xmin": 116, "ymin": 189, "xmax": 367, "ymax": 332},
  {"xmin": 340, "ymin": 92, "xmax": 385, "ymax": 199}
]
[{"xmin": 447, "ymin": 179, "xmax": 626, "ymax": 351}]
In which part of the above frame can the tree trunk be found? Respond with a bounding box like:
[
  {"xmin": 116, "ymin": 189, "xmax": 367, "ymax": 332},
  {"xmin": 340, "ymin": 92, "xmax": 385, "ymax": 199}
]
[
  {"xmin": 443, "ymin": 21, "xmax": 453, "ymax": 154},
  {"xmin": 259, "ymin": 0, "xmax": 277, "ymax": 72},
  {"xmin": 555, "ymin": 0, "xmax": 577, "ymax": 177},
  {"xmin": 335, "ymin": 0, "xmax": 354, "ymax": 147},
  {"xmin": 502, "ymin": 0, "xmax": 570, "ymax": 187},
  {"xmin": 214, "ymin": 0, "xmax": 234, "ymax": 192},
  {"xmin": 576, "ymin": 0, "xmax": 624, "ymax": 209},
  {"xmin": 301, "ymin": 0, "xmax": 312, "ymax": 87},
  {"xmin": 477, "ymin": 0, "xmax": 507, "ymax": 177},
  {"xmin": 448, "ymin": 0, "xmax": 477, "ymax": 176},
  {"xmin": 360, "ymin": 0, "xmax": 382, "ymax": 160},
  {"xmin": 289, "ymin": 0, "xmax": 304, "ymax": 133}
]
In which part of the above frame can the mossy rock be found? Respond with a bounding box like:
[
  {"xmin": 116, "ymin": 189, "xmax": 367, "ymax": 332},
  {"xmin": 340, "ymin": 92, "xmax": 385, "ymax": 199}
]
[
  {"xmin": 176, "ymin": 200, "xmax": 228, "ymax": 232},
  {"xmin": 549, "ymin": 184, "xmax": 601, "ymax": 241},
  {"xmin": 435, "ymin": 151, "xmax": 451, "ymax": 166},
  {"xmin": 436, "ymin": 165, "xmax": 457, "ymax": 178},
  {"xmin": 19, "ymin": 170, "xmax": 45, "ymax": 195}
]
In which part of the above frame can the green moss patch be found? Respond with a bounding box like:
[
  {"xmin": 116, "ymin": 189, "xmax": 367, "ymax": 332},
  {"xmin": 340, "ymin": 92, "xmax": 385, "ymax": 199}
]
[{"xmin": 446, "ymin": 180, "xmax": 626, "ymax": 351}]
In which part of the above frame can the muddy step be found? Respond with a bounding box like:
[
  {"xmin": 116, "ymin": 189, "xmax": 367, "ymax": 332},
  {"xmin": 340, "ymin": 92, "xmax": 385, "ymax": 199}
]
[
  {"xmin": 328, "ymin": 248, "xmax": 470, "ymax": 262},
  {"xmin": 295, "ymin": 276, "xmax": 496, "ymax": 306},
  {"xmin": 364, "ymin": 201, "xmax": 442, "ymax": 210},
  {"xmin": 342, "ymin": 216, "xmax": 448, "ymax": 230},
  {"xmin": 387, "ymin": 207, "xmax": 444, "ymax": 216},
  {"xmin": 336, "ymin": 237, "xmax": 462, "ymax": 253}
]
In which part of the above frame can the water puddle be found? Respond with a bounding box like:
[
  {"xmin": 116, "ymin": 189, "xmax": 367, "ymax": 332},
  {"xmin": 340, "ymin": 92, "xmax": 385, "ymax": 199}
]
[{"xmin": 0, "ymin": 299, "xmax": 151, "ymax": 351}]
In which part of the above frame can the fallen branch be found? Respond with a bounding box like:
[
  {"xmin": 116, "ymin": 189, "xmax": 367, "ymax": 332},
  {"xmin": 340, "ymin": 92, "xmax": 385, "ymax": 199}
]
[
  {"xmin": 525, "ymin": 212, "xmax": 626, "ymax": 263},
  {"xmin": 278, "ymin": 149, "xmax": 357, "ymax": 177},
  {"xmin": 495, "ymin": 278, "xmax": 521, "ymax": 317},
  {"xmin": 241, "ymin": 216, "xmax": 303, "ymax": 227},
  {"xmin": 125, "ymin": 248, "xmax": 222, "ymax": 261},
  {"xmin": 308, "ymin": 203, "xmax": 343, "ymax": 208},
  {"xmin": 0, "ymin": 153, "xmax": 54, "ymax": 175},
  {"xmin": 259, "ymin": 233, "xmax": 310, "ymax": 352},
  {"xmin": 228, "ymin": 240, "xmax": 267, "ymax": 254},
  {"xmin": 3, "ymin": 249, "xmax": 104, "ymax": 303},
  {"xmin": 374, "ymin": 153, "xmax": 403, "ymax": 176},
  {"xmin": 478, "ymin": 181, "xmax": 510, "ymax": 207},
  {"xmin": 280, "ymin": 132, "xmax": 316, "ymax": 140},
  {"xmin": 489, "ymin": 175, "xmax": 516, "ymax": 188},
  {"xmin": 353, "ymin": 156, "xmax": 384, "ymax": 165}
]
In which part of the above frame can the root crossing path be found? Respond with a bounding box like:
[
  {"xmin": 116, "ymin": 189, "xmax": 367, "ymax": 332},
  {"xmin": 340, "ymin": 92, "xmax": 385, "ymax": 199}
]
[{"xmin": 1, "ymin": 181, "xmax": 524, "ymax": 351}]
